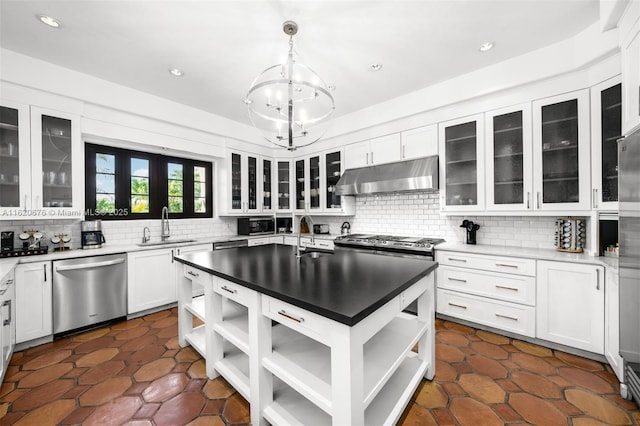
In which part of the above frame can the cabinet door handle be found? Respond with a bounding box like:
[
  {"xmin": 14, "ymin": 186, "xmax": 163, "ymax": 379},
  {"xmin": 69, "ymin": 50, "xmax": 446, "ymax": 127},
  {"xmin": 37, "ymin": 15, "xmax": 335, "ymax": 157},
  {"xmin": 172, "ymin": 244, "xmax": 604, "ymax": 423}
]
[
  {"xmin": 593, "ymin": 189, "xmax": 598, "ymax": 209},
  {"xmin": 187, "ymin": 270, "xmax": 199, "ymax": 278},
  {"xmin": 448, "ymin": 302, "xmax": 467, "ymax": 309},
  {"xmin": 171, "ymin": 249, "xmax": 174, "ymax": 263},
  {"xmin": 448, "ymin": 277, "xmax": 467, "ymax": 283},
  {"xmin": 44, "ymin": 264, "xmax": 47, "ymax": 282},
  {"xmin": 448, "ymin": 257, "xmax": 467, "ymax": 263},
  {"xmin": 278, "ymin": 309, "xmax": 304, "ymax": 323},
  {"xmin": 366, "ymin": 152, "xmax": 369, "ymax": 165},
  {"xmin": 596, "ymin": 268, "xmax": 600, "ymax": 290},
  {"xmin": 495, "ymin": 263, "xmax": 518, "ymax": 269},
  {"xmin": 371, "ymin": 152, "xmax": 374, "ymax": 164},
  {"xmin": 403, "ymin": 145, "xmax": 406, "ymax": 158},
  {"xmin": 526, "ymin": 192, "xmax": 531, "ymax": 209},
  {"xmin": 495, "ymin": 313, "xmax": 518, "ymax": 321},
  {"xmin": 537, "ymin": 192, "xmax": 541, "ymax": 209},
  {"xmin": 496, "ymin": 285, "xmax": 519, "ymax": 291},
  {"xmin": 3, "ymin": 300, "xmax": 11, "ymax": 326},
  {"xmin": 220, "ymin": 285, "xmax": 237, "ymax": 294},
  {"xmin": 24, "ymin": 195, "xmax": 28, "ymax": 210}
]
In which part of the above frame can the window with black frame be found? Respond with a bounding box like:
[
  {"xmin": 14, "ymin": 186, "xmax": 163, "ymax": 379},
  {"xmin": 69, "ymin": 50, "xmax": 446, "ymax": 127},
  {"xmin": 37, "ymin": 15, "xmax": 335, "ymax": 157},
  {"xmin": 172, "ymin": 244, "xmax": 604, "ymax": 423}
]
[{"xmin": 85, "ymin": 143, "xmax": 213, "ymax": 220}]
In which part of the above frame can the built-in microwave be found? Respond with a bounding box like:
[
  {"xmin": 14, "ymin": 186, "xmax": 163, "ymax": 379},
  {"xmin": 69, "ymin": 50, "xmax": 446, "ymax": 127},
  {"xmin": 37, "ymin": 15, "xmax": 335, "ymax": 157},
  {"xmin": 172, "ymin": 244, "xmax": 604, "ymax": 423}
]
[{"xmin": 237, "ymin": 217, "xmax": 275, "ymax": 235}]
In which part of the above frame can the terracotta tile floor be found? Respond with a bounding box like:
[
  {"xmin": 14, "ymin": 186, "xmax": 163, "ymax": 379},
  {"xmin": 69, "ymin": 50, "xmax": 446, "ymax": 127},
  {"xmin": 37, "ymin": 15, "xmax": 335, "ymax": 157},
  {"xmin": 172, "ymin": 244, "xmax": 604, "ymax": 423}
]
[{"xmin": 0, "ymin": 309, "xmax": 638, "ymax": 425}]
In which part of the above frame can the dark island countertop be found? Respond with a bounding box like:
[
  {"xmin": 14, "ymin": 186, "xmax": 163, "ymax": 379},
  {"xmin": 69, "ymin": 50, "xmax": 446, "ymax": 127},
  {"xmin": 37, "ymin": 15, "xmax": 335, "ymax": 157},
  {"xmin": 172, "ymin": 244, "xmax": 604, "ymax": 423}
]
[{"xmin": 175, "ymin": 244, "xmax": 437, "ymax": 326}]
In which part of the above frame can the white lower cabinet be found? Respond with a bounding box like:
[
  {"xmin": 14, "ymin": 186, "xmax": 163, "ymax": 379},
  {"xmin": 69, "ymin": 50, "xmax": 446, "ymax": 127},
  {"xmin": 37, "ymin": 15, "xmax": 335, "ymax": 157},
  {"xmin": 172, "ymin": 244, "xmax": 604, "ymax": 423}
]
[
  {"xmin": 15, "ymin": 261, "xmax": 52, "ymax": 343},
  {"xmin": 605, "ymin": 266, "xmax": 623, "ymax": 382},
  {"xmin": 1, "ymin": 269, "xmax": 15, "ymax": 383},
  {"xmin": 248, "ymin": 236, "xmax": 283, "ymax": 246},
  {"xmin": 536, "ymin": 260, "xmax": 604, "ymax": 354},
  {"xmin": 127, "ymin": 248, "xmax": 176, "ymax": 314},
  {"xmin": 176, "ymin": 244, "xmax": 213, "ymax": 297}
]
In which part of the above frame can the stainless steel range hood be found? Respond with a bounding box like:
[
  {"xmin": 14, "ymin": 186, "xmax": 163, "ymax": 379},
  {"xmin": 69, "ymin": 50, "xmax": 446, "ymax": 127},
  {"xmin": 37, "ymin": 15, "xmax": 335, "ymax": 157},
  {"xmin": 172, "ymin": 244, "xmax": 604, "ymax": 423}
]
[{"xmin": 334, "ymin": 156, "xmax": 439, "ymax": 195}]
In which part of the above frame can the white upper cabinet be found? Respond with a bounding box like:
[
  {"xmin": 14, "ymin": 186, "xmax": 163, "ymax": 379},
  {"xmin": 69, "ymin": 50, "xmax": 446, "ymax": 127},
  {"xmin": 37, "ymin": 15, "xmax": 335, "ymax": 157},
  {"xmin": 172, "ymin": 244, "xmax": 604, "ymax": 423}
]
[
  {"xmin": 485, "ymin": 104, "xmax": 533, "ymax": 211},
  {"xmin": 0, "ymin": 101, "xmax": 30, "ymax": 215},
  {"xmin": 400, "ymin": 125, "xmax": 438, "ymax": 160},
  {"xmin": 261, "ymin": 157, "xmax": 275, "ymax": 212},
  {"xmin": 226, "ymin": 151, "xmax": 260, "ymax": 214},
  {"xmin": 590, "ymin": 76, "xmax": 622, "ymax": 211},
  {"xmin": 620, "ymin": 10, "xmax": 640, "ymax": 134},
  {"xmin": 293, "ymin": 155, "xmax": 323, "ymax": 213},
  {"xmin": 438, "ymin": 114, "xmax": 485, "ymax": 212},
  {"xmin": 344, "ymin": 133, "xmax": 401, "ymax": 169},
  {"xmin": 276, "ymin": 160, "xmax": 292, "ymax": 212},
  {"xmin": 532, "ymin": 89, "xmax": 591, "ymax": 211}
]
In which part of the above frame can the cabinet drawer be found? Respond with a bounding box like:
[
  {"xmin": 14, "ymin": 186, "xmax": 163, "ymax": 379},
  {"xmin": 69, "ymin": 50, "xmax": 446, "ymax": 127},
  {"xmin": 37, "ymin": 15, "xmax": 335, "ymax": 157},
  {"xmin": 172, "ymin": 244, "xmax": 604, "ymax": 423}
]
[
  {"xmin": 183, "ymin": 265, "xmax": 211, "ymax": 288},
  {"xmin": 214, "ymin": 279, "xmax": 253, "ymax": 307},
  {"xmin": 437, "ymin": 251, "xmax": 535, "ymax": 276},
  {"xmin": 437, "ymin": 266, "xmax": 535, "ymax": 306},
  {"xmin": 437, "ymin": 289, "xmax": 535, "ymax": 337},
  {"xmin": 262, "ymin": 296, "xmax": 329, "ymax": 345},
  {"xmin": 306, "ymin": 239, "xmax": 334, "ymax": 251}
]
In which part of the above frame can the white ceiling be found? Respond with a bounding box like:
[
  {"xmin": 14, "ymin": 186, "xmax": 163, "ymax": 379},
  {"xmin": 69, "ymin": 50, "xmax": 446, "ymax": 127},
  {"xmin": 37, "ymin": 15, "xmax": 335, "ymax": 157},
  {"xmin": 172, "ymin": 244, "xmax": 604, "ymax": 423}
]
[{"xmin": 0, "ymin": 0, "xmax": 600, "ymax": 128}]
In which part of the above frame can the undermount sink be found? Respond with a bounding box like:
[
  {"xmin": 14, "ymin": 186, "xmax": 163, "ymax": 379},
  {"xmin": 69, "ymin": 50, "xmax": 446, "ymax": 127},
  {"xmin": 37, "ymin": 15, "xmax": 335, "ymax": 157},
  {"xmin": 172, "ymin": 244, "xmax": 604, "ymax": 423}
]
[
  {"xmin": 137, "ymin": 238, "xmax": 197, "ymax": 247},
  {"xmin": 300, "ymin": 250, "xmax": 333, "ymax": 259}
]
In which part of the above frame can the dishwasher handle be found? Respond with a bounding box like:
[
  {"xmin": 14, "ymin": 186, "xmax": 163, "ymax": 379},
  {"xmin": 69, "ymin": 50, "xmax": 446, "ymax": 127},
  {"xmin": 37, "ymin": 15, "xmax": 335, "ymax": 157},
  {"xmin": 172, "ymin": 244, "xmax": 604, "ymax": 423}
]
[{"xmin": 55, "ymin": 258, "xmax": 125, "ymax": 272}]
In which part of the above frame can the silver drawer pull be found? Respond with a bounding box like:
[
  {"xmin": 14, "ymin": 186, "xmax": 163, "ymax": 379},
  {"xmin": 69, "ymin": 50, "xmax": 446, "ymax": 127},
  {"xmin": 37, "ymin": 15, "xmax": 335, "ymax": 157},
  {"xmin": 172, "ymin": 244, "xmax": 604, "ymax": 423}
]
[
  {"xmin": 448, "ymin": 277, "xmax": 467, "ymax": 283},
  {"xmin": 495, "ymin": 313, "xmax": 518, "ymax": 321},
  {"xmin": 448, "ymin": 258, "xmax": 467, "ymax": 263},
  {"xmin": 495, "ymin": 263, "xmax": 518, "ymax": 268},
  {"xmin": 448, "ymin": 302, "xmax": 467, "ymax": 310},
  {"xmin": 220, "ymin": 285, "xmax": 237, "ymax": 294},
  {"xmin": 278, "ymin": 310, "xmax": 304, "ymax": 323},
  {"xmin": 495, "ymin": 285, "xmax": 518, "ymax": 291},
  {"xmin": 187, "ymin": 270, "xmax": 199, "ymax": 278}
]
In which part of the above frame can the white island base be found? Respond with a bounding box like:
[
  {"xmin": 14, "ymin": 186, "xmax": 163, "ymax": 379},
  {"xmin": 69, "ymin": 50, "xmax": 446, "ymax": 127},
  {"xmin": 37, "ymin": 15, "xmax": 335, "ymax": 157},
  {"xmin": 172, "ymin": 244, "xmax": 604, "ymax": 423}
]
[{"xmin": 177, "ymin": 264, "xmax": 435, "ymax": 425}]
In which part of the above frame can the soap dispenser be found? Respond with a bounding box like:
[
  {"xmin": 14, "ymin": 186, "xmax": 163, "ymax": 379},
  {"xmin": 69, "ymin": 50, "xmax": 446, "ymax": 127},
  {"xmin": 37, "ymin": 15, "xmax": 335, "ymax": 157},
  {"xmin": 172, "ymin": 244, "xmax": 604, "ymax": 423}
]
[{"xmin": 460, "ymin": 220, "xmax": 480, "ymax": 245}]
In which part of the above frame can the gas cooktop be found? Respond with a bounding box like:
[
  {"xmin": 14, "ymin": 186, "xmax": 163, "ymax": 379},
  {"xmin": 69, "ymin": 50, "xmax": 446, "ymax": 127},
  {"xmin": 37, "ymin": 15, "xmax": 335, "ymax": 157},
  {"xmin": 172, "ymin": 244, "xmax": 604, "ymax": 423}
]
[{"xmin": 334, "ymin": 234, "xmax": 445, "ymax": 254}]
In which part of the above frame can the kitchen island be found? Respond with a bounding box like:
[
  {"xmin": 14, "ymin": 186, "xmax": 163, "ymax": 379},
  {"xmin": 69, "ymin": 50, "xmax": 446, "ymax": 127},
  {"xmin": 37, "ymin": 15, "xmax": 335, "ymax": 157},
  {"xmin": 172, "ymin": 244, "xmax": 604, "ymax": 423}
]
[{"xmin": 175, "ymin": 244, "xmax": 437, "ymax": 425}]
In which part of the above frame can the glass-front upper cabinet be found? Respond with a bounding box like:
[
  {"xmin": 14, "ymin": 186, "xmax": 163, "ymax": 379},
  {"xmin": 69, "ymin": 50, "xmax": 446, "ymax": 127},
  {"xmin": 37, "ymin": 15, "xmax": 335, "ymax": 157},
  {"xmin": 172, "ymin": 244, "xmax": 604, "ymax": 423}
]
[
  {"xmin": 591, "ymin": 77, "xmax": 622, "ymax": 210},
  {"xmin": 294, "ymin": 159, "xmax": 306, "ymax": 211},
  {"xmin": 325, "ymin": 150, "xmax": 342, "ymax": 211},
  {"xmin": 227, "ymin": 151, "xmax": 259, "ymax": 213},
  {"xmin": 230, "ymin": 153, "xmax": 242, "ymax": 211},
  {"xmin": 262, "ymin": 158, "xmax": 273, "ymax": 211},
  {"xmin": 247, "ymin": 156, "xmax": 257, "ymax": 211},
  {"xmin": 532, "ymin": 90, "xmax": 590, "ymax": 211},
  {"xmin": 30, "ymin": 106, "xmax": 82, "ymax": 214},
  {"xmin": 277, "ymin": 160, "xmax": 291, "ymax": 211},
  {"xmin": 486, "ymin": 104, "xmax": 533, "ymax": 211},
  {"xmin": 438, "ymin": 114, "xmax": 485, "ymax": 211},
  {"xmin": 0, "ymin": 102, "xmax": 30, "ymax": 212},
  {"xmin": 309, "ymin": 155, "xmax": 321, "ymax": 211}
]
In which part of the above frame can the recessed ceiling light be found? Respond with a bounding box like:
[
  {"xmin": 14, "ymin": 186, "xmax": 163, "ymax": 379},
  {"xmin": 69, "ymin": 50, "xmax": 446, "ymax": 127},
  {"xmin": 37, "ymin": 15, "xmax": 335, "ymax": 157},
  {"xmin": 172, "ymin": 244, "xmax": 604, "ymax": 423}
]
[
  {"xmin": 479, "ymin": 42, "xmax": 494, "ymax": 52},
  {"xmin": 370, "ymin": 63, "xmax": 382, "ymax": 72},
  {"xmin": 168, "ymin": 68, "xmax": 184, "ymax": 77},
  {"xmin": 37, "ymin": 15, "xmax": 61, "ymax": 28}
]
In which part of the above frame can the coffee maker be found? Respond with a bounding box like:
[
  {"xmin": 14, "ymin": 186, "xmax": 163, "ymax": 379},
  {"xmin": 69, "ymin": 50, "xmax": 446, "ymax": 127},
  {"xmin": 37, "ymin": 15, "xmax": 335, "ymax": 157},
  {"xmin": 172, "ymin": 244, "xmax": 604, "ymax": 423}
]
[
  {"xmin": 81, "ymin": 220, "xmax": 106, "ymax": 249},
  {"xmin": 1, "ymin": 231, "xmax": 14, "ymax": 253}
]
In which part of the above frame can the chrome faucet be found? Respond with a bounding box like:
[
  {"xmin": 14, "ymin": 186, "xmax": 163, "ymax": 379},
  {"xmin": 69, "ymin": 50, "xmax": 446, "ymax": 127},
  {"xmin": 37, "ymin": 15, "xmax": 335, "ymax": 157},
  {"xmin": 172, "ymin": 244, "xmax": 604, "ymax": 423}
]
[
  {"xmin": 142, "ymin": 226, "xmax": 150, "ymax": 243},
  {"xmin": 296, "ymin": 215, "xmax": 314, "ymax": 258},
  {"xmin": 161, "ymin": 206, "xmax": 171, "ymax": 241}
]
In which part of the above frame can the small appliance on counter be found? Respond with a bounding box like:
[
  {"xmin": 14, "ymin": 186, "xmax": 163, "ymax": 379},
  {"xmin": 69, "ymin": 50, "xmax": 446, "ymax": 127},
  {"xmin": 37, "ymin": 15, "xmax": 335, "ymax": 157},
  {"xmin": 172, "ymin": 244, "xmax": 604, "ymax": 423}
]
[
  {"xmin": 554, "ymin": 217, "xmax": 586, "ymax": 253},
  {"xmin": 313, "ymin": 224, "xmax": 330, "ymax": 234},
  {"xmin": 340, "ymin": 221, "xmax": 351, "ymax": 235},
  {"xmin": 81, "ymin": 220, "xmax": 106, "ymax": 249},
  {"xmin": 1, "ymin": 231, "xmax": 14, "ymax": 253},
  {"xmin": 460, "ymin": 220, "xmax": 480, "ymax": 245},
  {"xmin": 276, "ymin": 217, "xmax": 292, "ymax": 233},
  {"xmin": 1, "ymin": 230, "xmax": 49, "ymax": 258},
  {"xmin": 237, "ymin": 217, "xmax": 275, "ymax": 235}
]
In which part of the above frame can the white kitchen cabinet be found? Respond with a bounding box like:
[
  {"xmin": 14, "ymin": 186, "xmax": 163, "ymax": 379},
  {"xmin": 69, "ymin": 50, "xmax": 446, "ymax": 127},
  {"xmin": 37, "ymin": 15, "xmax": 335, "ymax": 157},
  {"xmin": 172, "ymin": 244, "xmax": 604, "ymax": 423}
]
[
  {"xmin": 0, "ymin": 269, "xmax": 15, "ymax": 383},
  {"xmin": 0, "ymin": 101, "xmax": 30, "ymax": 215},
  {"xmin": 127, "ymin": 248, "xmax": 176, "ymax": 314},
  {"xmin": 620, "ymin": 10, "xmax": 640, "ymax": 134},
  {"xmin": 227, "ymin": 151, "xmax": 260, "ymax": 214},
  {"xmin": 400, "ymin": 125, "xmax": 438, "ymax": 160},
  {"xmin": 323, "ymin": 149, "xmax": 354, "ymax": 214},
  {"xmin": 261, "ymin": 157, "xmax": 275, "ymax": 212},
  {"xmin": 532, "ymin": 90, "xmax": 591, "ymax": 211},
  {"xmin": 435, "ymin": 251, "xmax": 536, "ymax": 337},
  {"xmin": 0, "ymin": 104, "xmax": 82, "ymax": 219},
  {"xmin": 175, "ymin": 244, "xmax": 213, "ymax": 297},
  {"xmin": 276, "ymin": 160, "xmax": 292, "ymax": 212},
  {"xmin": 248, "ymin": 236, "xmax": 283, "ymax": 246},
  {"xmin": 344, "ymin": 133, "xmax": 401, "ymax": 170},
  {"xmin": 591, "ymin": 77, "xmax": 622, "ymax": 211},
  {"xmin": 293, "ymin": 155, "xmax": 322, "ymax": 213},
  {"xmin": 438, "ymin": 114, "xmax": 485, "ymax": 211},
  {"xmin": 15, "ymin": 261, "xmax": 52, "ymax": 343},
  {"xmin": 536, "ymin": 260, "xmax": 604, "ymax": 354},
  {"xmin": 485, "ymin": 104, "xmax": 533, "ymax": 211},
  {"xmin": 605, "ymin": 265, "xmax": 623, "ymax": 382}
]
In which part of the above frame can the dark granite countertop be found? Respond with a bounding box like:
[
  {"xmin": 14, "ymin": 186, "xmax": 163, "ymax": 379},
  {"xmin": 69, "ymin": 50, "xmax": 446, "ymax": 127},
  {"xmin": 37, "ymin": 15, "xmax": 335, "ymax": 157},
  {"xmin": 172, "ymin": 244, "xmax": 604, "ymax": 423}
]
[{"xmin": 175, "ymin": 244, "xmax": 437, "ymax": 326}]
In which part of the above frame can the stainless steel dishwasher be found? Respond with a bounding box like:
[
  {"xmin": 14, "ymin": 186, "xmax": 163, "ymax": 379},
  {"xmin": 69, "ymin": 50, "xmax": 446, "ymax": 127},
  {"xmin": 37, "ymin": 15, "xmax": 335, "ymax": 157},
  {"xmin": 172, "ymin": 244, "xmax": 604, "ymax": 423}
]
[{"xmin": 52, "ymin": 253, "xmax": 127, "ymax": 336}]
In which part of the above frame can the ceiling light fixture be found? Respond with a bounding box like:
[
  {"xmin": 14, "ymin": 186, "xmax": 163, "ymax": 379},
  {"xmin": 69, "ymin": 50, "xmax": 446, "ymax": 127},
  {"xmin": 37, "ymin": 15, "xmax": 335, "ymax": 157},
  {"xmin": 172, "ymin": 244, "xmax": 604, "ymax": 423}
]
[
  {"xmin": 244, "ymin": 21, "xmax": 335, "ymax": 151},
  {"xmin": 169, "ymin": 68, "xmax": 184, "ymax": 77},
  {"xmin": 37, "ymin": 15, "xmax": 61, "ymax": 28},
  {"xmin": 370, "ymin": 63, "xmax": 383, "ymax": 71},
  {"xmin": 479, "ymin": 42, "xmax": 494, "ymax": 52}
]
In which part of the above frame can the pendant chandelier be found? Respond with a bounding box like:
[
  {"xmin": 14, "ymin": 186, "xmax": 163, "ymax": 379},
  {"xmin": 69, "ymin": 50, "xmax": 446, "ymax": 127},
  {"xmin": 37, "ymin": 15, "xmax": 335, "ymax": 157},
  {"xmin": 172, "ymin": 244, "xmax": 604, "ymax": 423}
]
[{"xmin": 244, "ymin": 21, "xmax": 335, "ymax": 151}]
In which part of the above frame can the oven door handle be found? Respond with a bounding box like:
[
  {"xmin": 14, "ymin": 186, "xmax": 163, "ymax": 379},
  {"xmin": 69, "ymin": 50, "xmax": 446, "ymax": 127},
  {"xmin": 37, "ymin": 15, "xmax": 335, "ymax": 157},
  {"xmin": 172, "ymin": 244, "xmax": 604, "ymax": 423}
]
[{"xmin": 55, "ymin": 258, "xmax": 125, "ymax": 272}]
